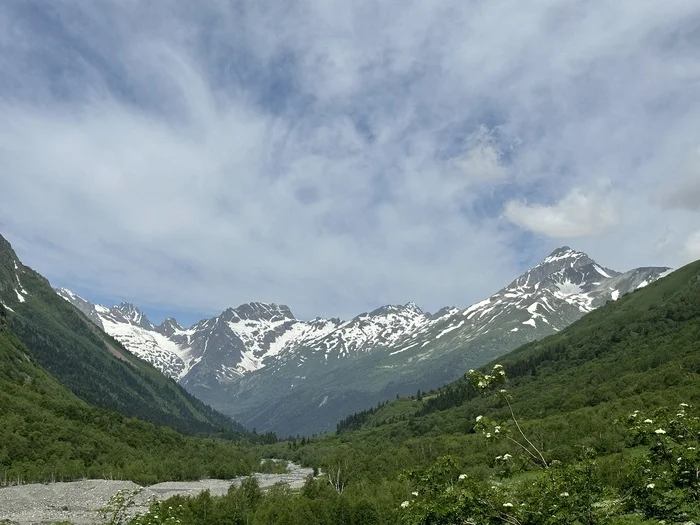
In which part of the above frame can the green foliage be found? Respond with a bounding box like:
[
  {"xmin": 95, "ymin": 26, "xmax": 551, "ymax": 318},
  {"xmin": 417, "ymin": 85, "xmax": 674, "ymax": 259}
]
[
  {"xmin": 0, "ymin": 312, "xmax": 257, "ymax": 485},
  {"xmin": 258, "ymin": 459, "xmax": 289, "ymax": 474},
  {"xmin": 623, "ymin": 405, "xmax": 700, "ymax": 522},
  {"xmin": 0, "ymin": 235, "xmax": 245, "ymax": 436}
]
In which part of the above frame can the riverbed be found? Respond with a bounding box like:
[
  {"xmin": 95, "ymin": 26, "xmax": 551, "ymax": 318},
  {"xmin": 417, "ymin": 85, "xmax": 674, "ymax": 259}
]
[{"xmin": 0, "ymin": 462, "xmax": 314, "ymax": 524}]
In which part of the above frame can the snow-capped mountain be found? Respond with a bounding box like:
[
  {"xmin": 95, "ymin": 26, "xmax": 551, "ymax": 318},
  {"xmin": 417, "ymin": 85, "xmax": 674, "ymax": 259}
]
[{"xmin": 56, "ymin": 247, "xmax": 672, "ymax": 436}]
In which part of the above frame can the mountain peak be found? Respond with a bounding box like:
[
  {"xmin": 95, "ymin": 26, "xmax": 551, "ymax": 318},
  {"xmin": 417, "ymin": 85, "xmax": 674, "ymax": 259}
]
[
  {"xmin": 112, "ymin": 302, "xmax": 153, "ymax": 329},
  {"xmin": 541, "ymin": 246, "xmax": 589, "ymax": 264},
  {"xmin": 155, "ymin": 317, "xmax": 184, "ymax": 337},
  {"xmin": 223, "ymin": 302, "xmax": 295, "ymax": 323}
]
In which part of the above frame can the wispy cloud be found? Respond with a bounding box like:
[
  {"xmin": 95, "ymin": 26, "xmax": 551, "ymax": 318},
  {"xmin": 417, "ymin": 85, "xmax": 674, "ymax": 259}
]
[
  {"xmin": 504, "ymin": 187, "xmax": 619, "ymax": 238},
  {"xmin": 1, "ymin": 0, "xmax": 699, "ymax": 321}
]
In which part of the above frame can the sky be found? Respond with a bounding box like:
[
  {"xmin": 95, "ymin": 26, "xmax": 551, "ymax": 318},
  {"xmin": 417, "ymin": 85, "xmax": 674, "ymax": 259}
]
[{"xmin": 1, "ymin": 0, "xmax": 700, "ymax": 326}]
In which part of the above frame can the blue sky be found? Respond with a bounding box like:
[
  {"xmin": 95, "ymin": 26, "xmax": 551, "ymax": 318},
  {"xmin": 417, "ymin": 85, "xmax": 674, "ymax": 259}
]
[{"xmin": 2, "ymin": 0, "xmax": 700, "ymax": 326}]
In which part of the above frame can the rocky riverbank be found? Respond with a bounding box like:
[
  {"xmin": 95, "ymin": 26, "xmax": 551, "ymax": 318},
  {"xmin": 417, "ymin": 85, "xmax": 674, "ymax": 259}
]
[{"xmin": 0, "ymin": 462, "xmax": 313, "ymax": 524}]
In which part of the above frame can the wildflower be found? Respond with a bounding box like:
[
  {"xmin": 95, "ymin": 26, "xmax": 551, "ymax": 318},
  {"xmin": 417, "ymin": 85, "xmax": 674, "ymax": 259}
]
[
  {"xmin": 655, "ymin": 429, "xmax": 666, "ymax": 434},
  {"xmin": 486, "ymin": 433, "xmax": 492, "ymax": 438},
  {"xmin": 493, "ymin": 364, "xmax": 503, "ymax": 369},
  {"xmin": 495, "ymin": 455, "xmax": 502, "ymax": 461},
  {"xmin": 646, "ymin": 483, "xmax": 655, "ymax": 489},
  {"xmin": 478, "ymin": 381, "xmax": 486, "ymax": 388},
  {"xmin": 560, "ymin": 492, "xmax": 569, "ymax": 497},
  {"xmin": 476, "ymin": 415, "xmax": 483, "ymax": 422},
  {"xmin": 680, "ymin": 403, "xmax": 689, "ymax": 407},
  {"xmin": 494, "ymin": 426, "xmax": 501, "ymax": 433},
  {"xmin": 459, "ymin": 474, "xmax": 467, "ymax": 480},
  {"xmin": 401, "ymin": 501, "xmax": 410, "ymax": 508},
  {"xmin": 503, "ymin": 502, "xmax": 513, "ymax": 507},
  {"xmin": 644, "ymin": 419, "xmax": 653, "ymax": 424},
  {"xmin": 688, "ymin": 447, "xmax": 696, "ymax": 451},
  {"xmin": 499, "ymin": 389, "xmax": 507, "ymax": 393},
  {"xmin": 503, "ymin": 454, "xmax": 512, "ymax": 460}
]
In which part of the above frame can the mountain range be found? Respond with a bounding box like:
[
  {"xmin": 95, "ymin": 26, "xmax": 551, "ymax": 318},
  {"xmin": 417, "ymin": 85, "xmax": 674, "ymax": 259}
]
[{"xmin": 56, "ymin": 246, "xmax": 671, "ymax": 436}]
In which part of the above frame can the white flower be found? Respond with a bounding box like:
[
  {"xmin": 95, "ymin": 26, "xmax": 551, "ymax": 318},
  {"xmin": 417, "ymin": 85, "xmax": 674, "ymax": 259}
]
[
  {"xmin": 560, "ymin": 492, "xmax": 569, "ymax": 497},
  {"xmin": 503, "ymin": 454, "xmax": 512, "ymax": 460},
  {"xmin": 478, "ymin": 381, "xmax": 486, "ymax": 388},
  {"xmin": 401, "ymin": 501, "xmax": 410, "ymax": 508},
  {"xmin": 476, "ymin": 415, "xmax": 483, "ymax": 422},
  {"xmin": 503, "ymin": 502, "xmax": 513, "ymax": 507},
  {"xmin": 486, "ymin": 433, "xmax": 492, "ymax": 438},
  {"xmin": 484, "ymin": 374, "xmax": 493, "ymax": 381},
  {"xmin": 646, "ymin": 483, "xmax": 655, "ymax": 489},
  {"xmin": 655, "ymin": 429, "xmax": 666, "ymax": 434},
  {"xmin": 495, "ymin": 455, "xmax": 502, "ymax": 461},
  {"xmin": 499, "ymin": 389, "xmax": 507, "ymax": 393},
  {"xmin": 688, "ymin": 447, "xmax": 696, "ymax": 451},
  {"xmin": 680, "ymin": 403, "xmax": 689, "ymax": 407},
  {"xmin": 468, "ymin": 369, "xmax": 474, "ymax": 374},
  {"xmin": 494, "ymin": 426, "xmax": 501, "ymax": 433},
  {"xmin": 644, "ymin": 419, "xmax": 653, "ymax": 424},
  {"xmin": 459, "ymin": 474, "xmax": 467, "ymax": 480},
  {"xmin": 493, "ymin": 364, "xmax": 503, "ymax": 369}
]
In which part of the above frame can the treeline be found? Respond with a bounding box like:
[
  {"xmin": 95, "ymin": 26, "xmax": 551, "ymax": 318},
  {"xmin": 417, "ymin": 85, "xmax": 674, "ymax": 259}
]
[
  {"xmin": 0, "ymin": 315, "xmax": 258, "ymax": 486},
  {"xmin": 336, "ymin": 400, "xmax": 390, "ymax": 434}
]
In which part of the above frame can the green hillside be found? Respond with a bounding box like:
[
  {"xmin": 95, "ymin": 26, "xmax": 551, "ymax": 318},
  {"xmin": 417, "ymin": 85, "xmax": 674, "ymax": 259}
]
[
  {"xmin": 0, "ymin": 234, "xmax": 245, "ymax": 435},
  {"xmin": 94, "ymin": 259, "xmax": 700, "ymax": 525},
  {"xmin": 233, "ymin": 259, "xmax": 700, "ymax": 524},
  {"xmin": 0, "ymin": 305, "xmax": 257, "ymax": 485}
]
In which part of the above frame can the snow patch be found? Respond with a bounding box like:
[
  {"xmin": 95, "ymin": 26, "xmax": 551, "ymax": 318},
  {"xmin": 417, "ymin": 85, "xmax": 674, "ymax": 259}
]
[
  {"xmin": 318, "ymin": 395, "xmax": 329, "ymax": 408},
  {"xmin": 593, "ymin": 264, "xmax": 611, "ymax": 278},
  {"xmin": 14, "ymin": 289, "xmax": 25, "ymax": 303},
  {"xmin": 611, "ymin": 290, "xmax": 620, "ymax": 301},
  {"xmin": 436, "ymin": 320, "xmax": 465, "ymax": 339},
  {"xmin": 463, "ymin": 299, "xmax": 491, "ymax": 316},
  {"xmin": 522, "ymin": 318, "xmax": 536, "ymax": 328},
  {"xmin": 390, "ymin": 342, "xmax": 419, "ymax": 356}
]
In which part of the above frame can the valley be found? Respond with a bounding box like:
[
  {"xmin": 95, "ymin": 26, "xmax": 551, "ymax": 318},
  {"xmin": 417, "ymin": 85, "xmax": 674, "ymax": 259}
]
[{"xmin": 57, "ymin": 247, "xmax": 670, "ymax": 436}]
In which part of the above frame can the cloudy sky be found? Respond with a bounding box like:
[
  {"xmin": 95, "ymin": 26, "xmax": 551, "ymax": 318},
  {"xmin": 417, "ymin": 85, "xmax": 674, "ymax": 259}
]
[{"xmin": 1, "ymin": 0, "xmax": 700, "ymax": 325}]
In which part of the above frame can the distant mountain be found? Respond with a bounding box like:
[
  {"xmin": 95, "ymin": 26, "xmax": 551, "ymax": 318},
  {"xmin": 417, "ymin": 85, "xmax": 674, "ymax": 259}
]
[
  {"xmin": 56, "ymin": 246, "xmax": 671, "ymax": 436},
  {"xmin": 0, "ymin": 234, "xmax": 245, "ymax": 436}
]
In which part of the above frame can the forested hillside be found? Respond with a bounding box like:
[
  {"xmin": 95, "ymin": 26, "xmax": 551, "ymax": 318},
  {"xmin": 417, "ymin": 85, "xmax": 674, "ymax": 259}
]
[
  {"xmin": 286, "ymin": 260, "xmax": 699, "ymax": 472},
  {"xmin": 0, "ymin": 305, "xmax": 258, "ymax": 485},
  {"xmin": 0, "ymin": 234, "xmax": 246, "ymax": 435}
]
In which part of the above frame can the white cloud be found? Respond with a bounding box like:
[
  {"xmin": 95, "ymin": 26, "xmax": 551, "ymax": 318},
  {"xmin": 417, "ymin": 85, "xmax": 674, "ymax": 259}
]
[
  {"xmin": 684, "ymin": 231, "xmax": 700, "ymax": 262},
  {"xmin": 0, "ymin": 0, "xmax": 699, "ymax": 321},
  {"xmin": 504, "ymin": 189, "xmax": 619, "ymax": 238},
  {"xmin": 452, "ymin": 126, "xmax": 507, "ymax": 183}
]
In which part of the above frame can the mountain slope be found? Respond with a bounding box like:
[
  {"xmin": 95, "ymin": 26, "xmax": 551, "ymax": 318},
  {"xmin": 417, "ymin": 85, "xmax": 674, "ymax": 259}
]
[
  {"xmin": 57, "ymin": 246, "xmax": 670, "ymax": 436},
  {"xmin": 0, "ymin": 234, "xmax": 246, "ymax": 435},
  {"xmin": 272, "ymin": 258, "xmax": 700, "ymax": 485},
  {"xmin": 0, "ymin": 305, "xmax": 257, "ymax": 485}
]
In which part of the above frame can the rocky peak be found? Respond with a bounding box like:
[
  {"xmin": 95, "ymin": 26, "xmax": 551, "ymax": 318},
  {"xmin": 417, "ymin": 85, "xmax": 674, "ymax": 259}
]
[
  {"xmin": 112, "ymin": 302, "xmax": 154, "ymax": 329},
  {"xmin": 221, "ymin": 302, "xmax": 295, "ymax": 324},
  {"xmin": 155, "ymin": 317, "xmax": 184, "ymax": 337}
]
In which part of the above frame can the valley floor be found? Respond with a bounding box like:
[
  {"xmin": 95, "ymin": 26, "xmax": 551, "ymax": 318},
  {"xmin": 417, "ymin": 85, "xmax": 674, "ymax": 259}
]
[{"xmin": 0, "ymin": 462, "xmax": 313, "ymax": 524}]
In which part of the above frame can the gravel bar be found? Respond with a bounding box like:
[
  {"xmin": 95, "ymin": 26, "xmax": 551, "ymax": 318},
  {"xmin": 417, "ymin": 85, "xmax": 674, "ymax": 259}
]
[{"xmin": 0, "ymin": 463, "xmax": 313, "ymax": 524}]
